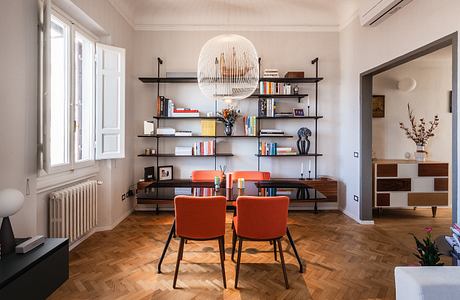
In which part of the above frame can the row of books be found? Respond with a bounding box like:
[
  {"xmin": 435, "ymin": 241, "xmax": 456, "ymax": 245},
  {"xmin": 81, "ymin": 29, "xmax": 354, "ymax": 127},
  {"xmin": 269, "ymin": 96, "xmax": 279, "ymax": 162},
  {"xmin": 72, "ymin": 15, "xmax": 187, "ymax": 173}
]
[
  {"xmin": 193, "ymin": 141, "xmax": 215, "ymax": 156},
  {"xmin": 156, "ymin": 96, "xmax": 200, "ymax": 117},
  {"xmin": 243, "ymin": 116, "xmax": 257, "ymax": 136},
  {"xmin": 259, "ymin": 142, "xmax": 278, "ymax": 155},
  {"xmin": 445, "ymin": 223, "xmax": 460, "ymax": 260},
  {"xmin": 259, "ymin": 82, "xmax": 292, "ymax": 95},
  {"xmin": 193, "ymin": 188, "xmax": 215, "ymax": 197},
  {"xmin": 258, "ymin": 98, "xmax": 276, "ymax": 117}
]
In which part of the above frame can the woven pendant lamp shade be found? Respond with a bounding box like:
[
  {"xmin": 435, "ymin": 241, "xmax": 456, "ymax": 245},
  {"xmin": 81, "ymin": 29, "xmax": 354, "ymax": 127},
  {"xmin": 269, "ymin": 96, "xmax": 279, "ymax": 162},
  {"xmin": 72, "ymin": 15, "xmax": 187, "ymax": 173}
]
[{"xmin": 197, "ymin": 34, "xmax": 259, "ymax": 102}]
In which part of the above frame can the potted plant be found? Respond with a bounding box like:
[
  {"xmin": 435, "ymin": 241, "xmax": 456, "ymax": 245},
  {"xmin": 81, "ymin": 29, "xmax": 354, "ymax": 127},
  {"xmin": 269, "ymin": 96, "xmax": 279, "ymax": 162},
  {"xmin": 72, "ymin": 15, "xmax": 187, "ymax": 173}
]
[
  {"xmin": 411, "ymin": 227, "xmax": 444, "ymax": 266},
  {"xmin": 399, "ymin": 103, "xmax": 439, "ymax": 161},
  {"xmin": 217, "ymin": 106, "xmax": 240, "ymax": 136}
]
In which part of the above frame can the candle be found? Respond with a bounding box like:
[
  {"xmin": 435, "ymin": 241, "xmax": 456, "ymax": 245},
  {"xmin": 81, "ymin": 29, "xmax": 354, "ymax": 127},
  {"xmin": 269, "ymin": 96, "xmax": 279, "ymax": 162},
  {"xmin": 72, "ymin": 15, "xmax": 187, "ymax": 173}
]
[
  {"xmin": 301, "ymin": 162, "xmax": 304, "ymax": 175},
  {"xmin": 308, "ymin": 160, "xmax": 312, "ymax": 172},
  {"xmin": 307, "ymin": 95, "xmax": 310, "ymax": 107}
]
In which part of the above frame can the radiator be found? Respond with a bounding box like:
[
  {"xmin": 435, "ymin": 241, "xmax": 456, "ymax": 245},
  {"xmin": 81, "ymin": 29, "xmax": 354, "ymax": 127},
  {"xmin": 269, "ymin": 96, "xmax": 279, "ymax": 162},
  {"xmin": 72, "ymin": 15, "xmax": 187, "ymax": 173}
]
[{"xmin": 49, "ymin": 180, "xmax": 97, "ymax": 244}]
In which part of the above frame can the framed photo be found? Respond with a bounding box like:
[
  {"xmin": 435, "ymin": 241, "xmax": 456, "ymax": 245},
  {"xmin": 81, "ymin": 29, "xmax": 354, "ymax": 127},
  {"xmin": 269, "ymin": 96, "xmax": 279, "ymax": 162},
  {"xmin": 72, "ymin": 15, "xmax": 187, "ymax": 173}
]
[
  {"xmin": 144, "ymin": 166, "xmax": 155, "ymax": 181},
  {"xmin": 158, "ymin": 165, "xmax": 173, "ymax": 181},
  {"xmin": 372, "ymin": 95, "xmax": 385, "ymax": 118},
  {"xmin": 293, "ymin": 108, "xmax": 305, "ymax": 117}
]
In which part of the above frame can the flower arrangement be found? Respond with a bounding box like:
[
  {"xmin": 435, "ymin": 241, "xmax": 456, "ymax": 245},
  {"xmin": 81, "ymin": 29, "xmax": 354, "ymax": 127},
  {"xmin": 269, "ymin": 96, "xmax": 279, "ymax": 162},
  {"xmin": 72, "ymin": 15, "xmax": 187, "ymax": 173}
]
[
  {"xmin": 217, "ymin": 106, "xmax": 240, "ymax": 136},
  {"xmin": 399, "ymin": 103, "xmax": 439, "ymax": 147},
  {"xmin": 411, "ymin": 227, "xmax": 444, "ymax": 266}
]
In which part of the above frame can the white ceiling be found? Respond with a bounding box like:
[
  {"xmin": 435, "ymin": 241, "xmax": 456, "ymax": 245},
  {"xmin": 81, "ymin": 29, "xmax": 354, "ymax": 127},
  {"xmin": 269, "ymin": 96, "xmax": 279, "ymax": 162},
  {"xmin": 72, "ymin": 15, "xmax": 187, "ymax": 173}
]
[{"xmin": 108, "ymin": 0, "xmax": 362, "ymax": 31}]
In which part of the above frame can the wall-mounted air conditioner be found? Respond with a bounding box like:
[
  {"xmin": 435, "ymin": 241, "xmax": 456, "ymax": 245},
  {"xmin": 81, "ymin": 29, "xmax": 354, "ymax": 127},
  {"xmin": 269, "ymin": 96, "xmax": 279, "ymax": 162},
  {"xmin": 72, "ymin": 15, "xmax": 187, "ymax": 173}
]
[{"xmin": 359, "ymin": 0, "xmax": 413, "ymax": 27}]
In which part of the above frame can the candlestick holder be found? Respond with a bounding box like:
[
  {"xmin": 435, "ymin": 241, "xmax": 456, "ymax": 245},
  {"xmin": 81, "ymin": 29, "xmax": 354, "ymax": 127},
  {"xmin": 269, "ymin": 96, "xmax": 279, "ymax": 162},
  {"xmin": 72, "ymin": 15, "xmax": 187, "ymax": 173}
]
[
  {"xmin": 307, "ymin": 106, "xmax": 310, "ymax": 117},
  {"xmin": 307, "ymin": 170, "xmax": 312, "ymax": 180},
  {"xmin": 299, "ymin": 172, "xmax": 306, "ymax": 180}
]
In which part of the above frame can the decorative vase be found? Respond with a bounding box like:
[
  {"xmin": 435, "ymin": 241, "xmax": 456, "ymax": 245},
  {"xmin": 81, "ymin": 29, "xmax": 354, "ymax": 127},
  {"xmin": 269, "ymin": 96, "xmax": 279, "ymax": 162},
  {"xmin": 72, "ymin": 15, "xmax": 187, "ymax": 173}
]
[
  {"xmin": 415, "ymin": 144, "xmax": 427, "ymax": 162},
  {"xmin": 224, "ymin": 123, "xmax": 233, "ymax": 136}
]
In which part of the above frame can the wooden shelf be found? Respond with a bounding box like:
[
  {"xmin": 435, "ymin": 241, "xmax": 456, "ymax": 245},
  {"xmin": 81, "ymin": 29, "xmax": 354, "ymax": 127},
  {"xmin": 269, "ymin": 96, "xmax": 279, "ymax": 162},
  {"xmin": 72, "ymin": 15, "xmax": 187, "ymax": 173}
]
[
  {"xmin": 259, "ymin": 77, "xmax": 323, "ymax": 83},
  {"xmin": 138, "ymin": 134, "xmax": 294, "ymax": 138},
  {"xmin": 139, "ymin": 77, "xmax": 197, "ymax": 83},
  {"xmin": 257, "ymin": 116, "xmax": 323, "ymax": 120},
  {"xmin": 153, "ymin": 116, "xmax": 217, "ymax": 120},
  {"xmin": 138, "ymin": 153, "xmax": 234, "ymax": 157},
  {"xmin": 249, "ymin": 93, "xmax": 308, "ymax": 99},
  {"xmin": 255, "ymin": 154, "xmax": 323, "ymax": 157}
]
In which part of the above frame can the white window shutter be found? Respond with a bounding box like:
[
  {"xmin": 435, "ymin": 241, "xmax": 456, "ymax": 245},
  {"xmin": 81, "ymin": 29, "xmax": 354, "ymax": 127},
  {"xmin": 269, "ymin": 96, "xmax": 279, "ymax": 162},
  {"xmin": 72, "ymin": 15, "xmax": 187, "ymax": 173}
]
[{"xmin": 95, "ymin": 43, "xmax": 126, "ymax": 160}]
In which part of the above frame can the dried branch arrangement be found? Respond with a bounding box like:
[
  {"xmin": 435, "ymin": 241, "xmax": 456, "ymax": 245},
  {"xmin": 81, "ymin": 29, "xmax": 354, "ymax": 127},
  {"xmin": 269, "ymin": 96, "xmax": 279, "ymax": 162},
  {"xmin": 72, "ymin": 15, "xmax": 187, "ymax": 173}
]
[{"xmin": 399, "ymin": 103, "xmax": 439, "ymax": 146}]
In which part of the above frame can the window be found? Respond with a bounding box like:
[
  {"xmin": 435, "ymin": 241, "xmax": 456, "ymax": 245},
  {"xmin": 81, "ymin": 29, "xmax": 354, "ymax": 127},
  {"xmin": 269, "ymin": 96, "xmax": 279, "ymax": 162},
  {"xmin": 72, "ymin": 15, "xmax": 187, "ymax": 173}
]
[{"xmin": 39, "ymin": 6, "xmax": 125, "ymax": 176}]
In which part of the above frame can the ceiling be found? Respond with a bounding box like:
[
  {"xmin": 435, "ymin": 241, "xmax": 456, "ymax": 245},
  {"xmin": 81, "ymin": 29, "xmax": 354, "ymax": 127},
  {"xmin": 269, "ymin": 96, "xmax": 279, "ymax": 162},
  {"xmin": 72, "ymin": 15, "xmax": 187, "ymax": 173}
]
[{"xmin": 108, "ymin": 0, "xmax": 362, "ymax": 31}]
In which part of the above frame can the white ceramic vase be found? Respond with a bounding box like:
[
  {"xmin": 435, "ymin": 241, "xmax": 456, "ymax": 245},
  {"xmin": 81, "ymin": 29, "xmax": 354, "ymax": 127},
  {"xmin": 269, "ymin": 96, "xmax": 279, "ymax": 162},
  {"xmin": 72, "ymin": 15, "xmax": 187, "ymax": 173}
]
[{"xmin": 415, "ymin": 144, "xmax": 427, "ymax": 162}]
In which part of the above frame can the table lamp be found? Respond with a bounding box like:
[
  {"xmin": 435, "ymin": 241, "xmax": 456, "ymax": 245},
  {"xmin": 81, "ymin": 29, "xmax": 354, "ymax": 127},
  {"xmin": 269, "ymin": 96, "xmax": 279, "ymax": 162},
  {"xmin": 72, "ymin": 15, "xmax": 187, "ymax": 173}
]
[{"xmin": 0, "ymin": 189, "xmax": 24, "ymax": 257}]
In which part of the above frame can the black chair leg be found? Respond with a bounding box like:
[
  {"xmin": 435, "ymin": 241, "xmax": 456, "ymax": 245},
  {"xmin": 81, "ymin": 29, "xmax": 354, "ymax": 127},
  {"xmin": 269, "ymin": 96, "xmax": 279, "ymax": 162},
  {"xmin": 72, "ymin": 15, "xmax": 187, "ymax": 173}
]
[
  {"xmin": 234, "ymin": 238, "xmax": 243, "ymax": 289},
  {"xmin": 274, "ymin": 239, "xmax": 277, "ymax": 261},
  {"xmin": 173, "ymin": 238, "xmax": 185, "ymax": 289},
  {"xmin": 231, "ymin": 227, "xmax": 237, "ymax": 262},
  {"xmin": 286, "ymin": 227, "xmax": 304, "ymax": 273},
  {"xmin": 158, "ymin": 220, "xmax": 175, "ymax": 274},
  {"xmin": 277, "ymin": 239, "xmax": 289, "ymax": 289},
  {"xmin": 218, "ymin": 237, "xmax": 227, "ymax": 288}
]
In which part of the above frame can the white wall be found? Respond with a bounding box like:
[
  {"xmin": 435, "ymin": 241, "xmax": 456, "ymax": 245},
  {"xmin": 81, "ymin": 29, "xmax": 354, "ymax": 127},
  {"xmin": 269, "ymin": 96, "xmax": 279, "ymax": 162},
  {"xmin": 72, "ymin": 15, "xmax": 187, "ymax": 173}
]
[
  {"xmin": 133, "ymin": 30, "xmax": 341, "ymax": 209},
  {"xmin": 339, "ymin": 0, "xmax": 460, "ymax": 222}
]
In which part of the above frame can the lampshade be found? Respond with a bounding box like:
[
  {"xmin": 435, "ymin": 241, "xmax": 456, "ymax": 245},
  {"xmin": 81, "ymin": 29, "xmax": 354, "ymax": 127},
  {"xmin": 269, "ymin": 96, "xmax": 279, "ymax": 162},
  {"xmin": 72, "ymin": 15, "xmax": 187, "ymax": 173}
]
[
  {"xmin": 0, "ymin": 188, "xmax": 24, "ymax": 218},
  {"xmin": 197, "ymin": 34, "xmax": 259, "ymax": 102}
]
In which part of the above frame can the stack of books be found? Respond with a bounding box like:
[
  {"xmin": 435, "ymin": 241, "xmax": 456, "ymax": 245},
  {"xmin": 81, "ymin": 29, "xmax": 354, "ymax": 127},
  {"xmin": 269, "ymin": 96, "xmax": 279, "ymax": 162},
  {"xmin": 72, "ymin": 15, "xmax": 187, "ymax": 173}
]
[
  {"xmin": 175, "ymin": 146, "xmax": 193, "ymax": 156},
  {"xmin": 157, "ymin": 96, "xmax": 174, "ymax": 117},
  {"xmin": 259, "ymin": 82, "xmax": 292, "ymax": 95},
  {"xmin": 172, "ymin": 108, "xmax": 200, "ymax": 117},
  {"xmin": 156, "ymin": 128, "xmax": 175, "ymax": 135},
  {"xmin": 193, "ymin": 141, "xmax": 215, "ymax": 156},
  {"xmin": 277, "ymin": 147, "xmax": 296, "ymax": 155},
  {"xmin": 260, "ymin": 129, "xmax": 284, "ymax": 136},
  {"xmin": 259, "ymin": 142, "xmax": 277, "ymax": 155},
  {"xmin": 175, "ymin": 131, "xmax": 192, "ymax": 136},
  {"xmin": 243, "ymin": 116, "xmax": 257, "ymax": 136},
  {"xmin": 445, "ymin": 224, "xmax": 460, "ymax": 262},
  {"xmin": 201, "ymin": 119, "xmax": 216, "ymax": 136},
  {"xmin": 258, "ymin": 98, "xmax": 276, "ymax": 117},
  {"xmin": 275, "ymin": 112, "xmax": 294, "ymax": 118},
  {"xmin": 263, "ymin": 69, "xmax": 279, "ymax": 78}
]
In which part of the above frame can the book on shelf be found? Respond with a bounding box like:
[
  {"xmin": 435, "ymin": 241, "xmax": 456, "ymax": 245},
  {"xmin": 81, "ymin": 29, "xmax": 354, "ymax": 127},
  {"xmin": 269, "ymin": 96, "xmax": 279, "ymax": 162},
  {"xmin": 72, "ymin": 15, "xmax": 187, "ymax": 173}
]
[
  {"xmin": 259, "ymin": 142, "xmax": 277, "ymax": 155},
  {"xmin": 243, "ymin": 116, "xmax": 257, "ymax": 136},
  {"xmin": 156, "ymin": 127, "xmax": 176, "ymax": 135},
  {"xmin": 258, "ymin": 98, "xmax": 277, "ymax": 117},
  {"xmin": 157, "ymin": 96, "xmax": 175, "ymax": 117},
  {"xmin": 193, "ymin": 187, "xmax": 213, "ymax": 197},
  {"xmin": 274, "ymin": 112, "xmax": 294, "ymax": 118},
  {"xmin": 175, "ymin": 146, "xmax": 193, "ymax": 156},
  {"xmin": 201, "ymin": 119, "xmax": 216, "ymax": 136},
  {"xmin": 263, "ymin": 69, "xmax": 279, "ymax": 78},
  {"xmin": 172, "ymin": 108, "xmax": 200, "ymax": 117},
  {"xmin": 259, "ymin": 82, "xmax": 292, "ymax": 95},
  {"xmin": 193, "ymin": 141, "xmax": 215, "ymax": 156},
  {"xmin": 175, "ymin": 131, "xmax": 192, "ymax": 136},
  {"xmin": 260, "ymin": 129, "xmax": 284, "ymax": 136}
]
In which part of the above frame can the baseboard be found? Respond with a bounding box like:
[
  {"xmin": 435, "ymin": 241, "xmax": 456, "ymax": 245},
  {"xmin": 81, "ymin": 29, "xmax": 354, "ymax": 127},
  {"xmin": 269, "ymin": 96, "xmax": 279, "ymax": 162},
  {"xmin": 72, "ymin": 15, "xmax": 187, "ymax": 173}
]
[
  {"xmin": 340, "ymin": 208, "xmax": 375, "ymax": 224},
  {"xmin": 69, "ymin": 208, "xmax": 134, "ymax": 251}
]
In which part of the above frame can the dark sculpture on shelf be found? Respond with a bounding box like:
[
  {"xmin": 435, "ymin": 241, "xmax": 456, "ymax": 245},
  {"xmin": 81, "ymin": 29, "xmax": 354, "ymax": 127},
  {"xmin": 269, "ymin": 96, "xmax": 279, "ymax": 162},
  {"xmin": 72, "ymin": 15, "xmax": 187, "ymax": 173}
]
[{"xmin": 297, "ymin": 127, "xmax": 311, "ymax": 155}]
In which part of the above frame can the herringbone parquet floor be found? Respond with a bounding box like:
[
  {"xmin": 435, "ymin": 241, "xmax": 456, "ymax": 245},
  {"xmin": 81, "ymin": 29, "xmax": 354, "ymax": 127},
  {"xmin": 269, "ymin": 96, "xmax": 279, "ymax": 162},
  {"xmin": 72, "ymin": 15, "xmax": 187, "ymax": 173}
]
[{"xmin": 49, "ymin": 208, "xmax": 452, "ymax": 300}]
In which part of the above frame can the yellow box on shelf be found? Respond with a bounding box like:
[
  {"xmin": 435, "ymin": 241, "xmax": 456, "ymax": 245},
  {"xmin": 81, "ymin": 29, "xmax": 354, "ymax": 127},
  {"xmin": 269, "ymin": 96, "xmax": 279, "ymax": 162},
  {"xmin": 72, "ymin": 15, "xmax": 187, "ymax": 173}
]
[{"xmin": 201, "ymin": 119, "xmax": 216, "ymax": 136}]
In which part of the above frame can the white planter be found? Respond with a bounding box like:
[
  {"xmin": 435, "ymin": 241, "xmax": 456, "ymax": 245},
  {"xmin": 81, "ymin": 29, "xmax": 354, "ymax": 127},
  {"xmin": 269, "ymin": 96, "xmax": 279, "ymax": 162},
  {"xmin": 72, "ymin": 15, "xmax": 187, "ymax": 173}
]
[{"xmin": 415, "ymin": 145, "xmax": 427, "ymax": 162}]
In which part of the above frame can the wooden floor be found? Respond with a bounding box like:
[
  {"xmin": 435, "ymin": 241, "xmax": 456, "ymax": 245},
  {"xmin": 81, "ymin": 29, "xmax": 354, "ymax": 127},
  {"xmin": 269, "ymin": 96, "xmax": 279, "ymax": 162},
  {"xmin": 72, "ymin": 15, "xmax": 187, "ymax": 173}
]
[{"xmin": 50, "ymin": 208, "xmax": 452, "ymax": 300}]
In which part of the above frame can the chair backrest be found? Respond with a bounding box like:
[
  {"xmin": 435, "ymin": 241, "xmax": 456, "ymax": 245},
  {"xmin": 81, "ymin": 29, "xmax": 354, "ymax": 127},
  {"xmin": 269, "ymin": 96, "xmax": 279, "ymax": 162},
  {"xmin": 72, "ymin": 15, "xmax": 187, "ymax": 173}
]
[
  {"xmin": 235, "ymin": 196, "xmax": 289, "ymax": 240},
  {"xmin": 191, "ymin": 170, "xmax": 224, "ymax": 182},
  {"xmin": 174, "ymin": 196, "xmax": 227, "ymax": 239},
  {"xmin": 231, "ymin": 171, "xmax": 271, "ymax": 181}
]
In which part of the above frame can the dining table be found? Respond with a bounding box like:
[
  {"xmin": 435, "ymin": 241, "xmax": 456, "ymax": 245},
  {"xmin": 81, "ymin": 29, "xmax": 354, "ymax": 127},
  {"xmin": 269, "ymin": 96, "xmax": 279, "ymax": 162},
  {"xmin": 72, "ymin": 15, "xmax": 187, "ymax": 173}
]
[{"xmin": 137, "ymin": 179, "xmax": 328, "ymax": 274}]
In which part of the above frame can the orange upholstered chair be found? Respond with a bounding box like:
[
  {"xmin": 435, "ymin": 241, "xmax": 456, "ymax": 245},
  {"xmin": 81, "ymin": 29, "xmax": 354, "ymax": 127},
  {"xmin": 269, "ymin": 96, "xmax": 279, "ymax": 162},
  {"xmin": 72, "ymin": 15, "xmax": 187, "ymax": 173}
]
[
  {"xmin": 231, "ymin": 196, "xmax": 290, "ymax": 289},
  {"xmin": 173, "ymin": 196, "xmax": 227, "ymax": 289},
  {"xmin": 191, "ymin": 170, "xmax": 224, "ymax": 182},
  {"xmin": 230, "ymin": 171, "xmax": 271, "ymax": 181}
]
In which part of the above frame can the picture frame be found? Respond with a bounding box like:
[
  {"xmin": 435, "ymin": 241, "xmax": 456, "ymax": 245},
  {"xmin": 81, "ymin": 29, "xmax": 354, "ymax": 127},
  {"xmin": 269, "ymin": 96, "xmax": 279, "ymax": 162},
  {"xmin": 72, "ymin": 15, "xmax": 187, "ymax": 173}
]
[
  {"xmin": 144, "ymin": 166, "xmax": 155, "ymax": 181},
  {"xmin": 372, "ymin": 95, "xmax": 385, "ymax": 118},
  {"xmin": 158, "ymin": 165, "xmax": 173, "ymax": 181},
  {"xmin": 293, "ymin": 108, "xmax": 305, "ymax": 117}
]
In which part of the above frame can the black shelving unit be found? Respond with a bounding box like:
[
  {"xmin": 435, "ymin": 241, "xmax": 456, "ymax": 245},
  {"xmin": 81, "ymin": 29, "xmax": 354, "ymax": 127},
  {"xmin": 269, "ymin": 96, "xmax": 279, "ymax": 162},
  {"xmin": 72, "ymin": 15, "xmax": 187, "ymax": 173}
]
[{"xmin": 138, "ymin": 56, "xmax": 323, "ymax": 180}]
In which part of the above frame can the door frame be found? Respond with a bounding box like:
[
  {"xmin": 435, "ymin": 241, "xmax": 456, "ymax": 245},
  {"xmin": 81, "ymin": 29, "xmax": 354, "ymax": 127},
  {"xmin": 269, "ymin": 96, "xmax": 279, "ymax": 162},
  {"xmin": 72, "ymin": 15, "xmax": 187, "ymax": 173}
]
[{"xmin": 360, "ymin": 32, "xmax": 458, "ymax": 222}]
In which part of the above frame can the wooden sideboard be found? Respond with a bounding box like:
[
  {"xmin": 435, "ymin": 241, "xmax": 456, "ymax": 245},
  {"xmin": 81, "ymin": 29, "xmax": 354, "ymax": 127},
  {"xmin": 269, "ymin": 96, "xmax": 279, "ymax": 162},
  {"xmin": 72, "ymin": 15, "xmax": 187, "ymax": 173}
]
[{"xmin": 373, "ymin": 159, "xmax": 449, "ymax": 217}]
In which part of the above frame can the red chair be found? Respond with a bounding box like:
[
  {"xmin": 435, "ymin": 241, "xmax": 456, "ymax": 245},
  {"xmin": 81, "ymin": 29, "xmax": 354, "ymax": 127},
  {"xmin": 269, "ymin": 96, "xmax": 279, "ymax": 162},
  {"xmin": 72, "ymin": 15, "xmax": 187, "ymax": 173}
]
[
  {"xmin": 231, "ymin": 196, "xmax": 290, "ymax": 289},
  {"xmin": 191, "ymin": 170, "xmax": 224, "ymax": 182},
  {"xmin": 173, "ymin": 196, "xmax": 227, "ymax": 289},
  {"xmin": 230, "ymin": 171, "xmax": 270, "ymax": 181}
]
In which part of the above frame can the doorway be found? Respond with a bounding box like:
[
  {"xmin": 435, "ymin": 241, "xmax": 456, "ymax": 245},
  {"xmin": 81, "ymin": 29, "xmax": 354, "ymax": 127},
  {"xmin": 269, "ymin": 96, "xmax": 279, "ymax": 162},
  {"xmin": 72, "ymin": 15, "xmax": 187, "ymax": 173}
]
[{"xmin": 360, "ymin": 32, "xmax": 458, "ymax": 223}]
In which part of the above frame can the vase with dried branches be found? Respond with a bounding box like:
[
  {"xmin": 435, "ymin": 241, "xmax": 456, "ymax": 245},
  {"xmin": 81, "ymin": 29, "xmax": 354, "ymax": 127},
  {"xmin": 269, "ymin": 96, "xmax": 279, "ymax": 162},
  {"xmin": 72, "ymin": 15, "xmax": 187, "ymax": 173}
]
[{"xmin": 399, "ymin": 104, "xmax": 439, "ymax": 161}]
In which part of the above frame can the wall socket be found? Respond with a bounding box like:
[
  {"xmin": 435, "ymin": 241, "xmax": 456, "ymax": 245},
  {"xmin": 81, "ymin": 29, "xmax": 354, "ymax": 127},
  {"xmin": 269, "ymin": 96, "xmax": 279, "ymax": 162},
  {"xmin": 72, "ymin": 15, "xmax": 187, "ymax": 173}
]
[
  {"xmin": 353, "ymin": 152, "xmax": 359, "ymax": 158},
  {"xmin": 354, "ymin": 195, "xmax": 359, "ymax": 202}
]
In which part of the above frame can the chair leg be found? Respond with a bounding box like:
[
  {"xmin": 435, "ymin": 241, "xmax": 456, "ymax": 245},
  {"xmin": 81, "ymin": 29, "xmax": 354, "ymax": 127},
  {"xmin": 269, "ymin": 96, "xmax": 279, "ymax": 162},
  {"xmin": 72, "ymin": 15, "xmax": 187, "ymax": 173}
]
[
  {"xmin": 234, "ymin": 238, "xmax": 243, "ymax": 289},
  {"xmin": 158, "ymin": 220, "xmax": 175, "ymax": 274},
  {"xmin": 277, "ymin": 239, "xmax": 289, "ymax": 289},
  {"xmin": 286, "ymin": 227, "xmax": 304, "ymax": 273},
  {"xmin": 231, "ymin": 227, "xmax": 237, "ymax": 262},
  {"xmin": 218, "ymin": 237, "xmax": 227, "ymax": 288},
  {"xmin": 273, "ymin": 239, "xmax": 277, "ymax": 261},
  {"xmin": 173, "ymin": 238, "xmax": 185, "ymax": 289}
]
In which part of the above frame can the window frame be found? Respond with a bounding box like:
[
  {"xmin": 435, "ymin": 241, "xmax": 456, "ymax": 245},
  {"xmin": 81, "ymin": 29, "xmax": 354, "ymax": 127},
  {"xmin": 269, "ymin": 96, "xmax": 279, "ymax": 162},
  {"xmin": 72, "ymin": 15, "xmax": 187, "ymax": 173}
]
[{"xmin": 43, "ymin": 8, "xmax": 97, "ymax": 176}]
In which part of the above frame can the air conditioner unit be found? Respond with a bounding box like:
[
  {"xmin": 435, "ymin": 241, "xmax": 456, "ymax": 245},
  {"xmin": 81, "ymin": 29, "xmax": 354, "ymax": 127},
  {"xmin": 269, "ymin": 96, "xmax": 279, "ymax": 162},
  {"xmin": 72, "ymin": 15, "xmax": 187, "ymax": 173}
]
[{"xmin": 359, "ymin": 0, "xmax": 413, "ymax": 27}]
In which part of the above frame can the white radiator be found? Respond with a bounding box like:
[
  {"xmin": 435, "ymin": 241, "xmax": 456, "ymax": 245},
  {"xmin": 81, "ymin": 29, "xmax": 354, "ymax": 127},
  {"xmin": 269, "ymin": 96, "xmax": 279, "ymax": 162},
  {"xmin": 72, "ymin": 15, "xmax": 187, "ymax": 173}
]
[{"xmin": 49, "ymin": 180, "xmax": 98, "ymax": 244}]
